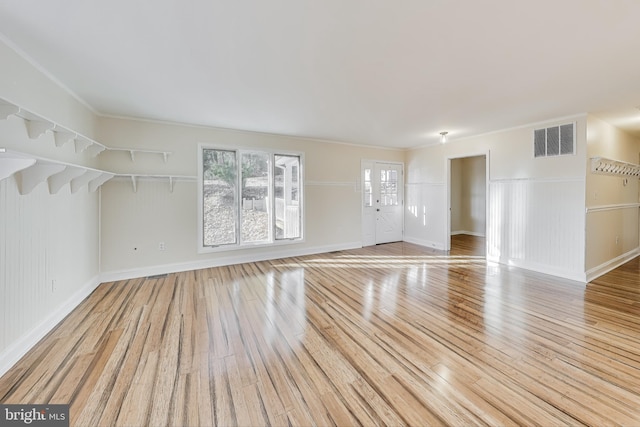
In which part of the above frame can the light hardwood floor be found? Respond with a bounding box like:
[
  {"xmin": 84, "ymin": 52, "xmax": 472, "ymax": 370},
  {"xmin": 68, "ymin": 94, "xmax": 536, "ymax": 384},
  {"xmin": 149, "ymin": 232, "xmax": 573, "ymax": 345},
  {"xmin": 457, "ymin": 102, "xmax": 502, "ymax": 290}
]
[{"xmin": 1, "ymin": 235, "xmax": 640, "ymax": 426}]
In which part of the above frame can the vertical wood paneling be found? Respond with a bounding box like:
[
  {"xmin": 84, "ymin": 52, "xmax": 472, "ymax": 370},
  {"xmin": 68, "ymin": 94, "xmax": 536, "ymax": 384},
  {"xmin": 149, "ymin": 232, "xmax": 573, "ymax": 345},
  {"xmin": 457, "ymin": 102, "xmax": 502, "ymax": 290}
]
[
  {"xmin": 406, "ymin": 178, "xmax": 585, "ymax": 280},
  {"xmin": 0, "ymin": 174, "xmax": 100, "ymax": 366},
  {"xmin": 488, "ymin": 178, "xmax": 585, "ymax": 279}
]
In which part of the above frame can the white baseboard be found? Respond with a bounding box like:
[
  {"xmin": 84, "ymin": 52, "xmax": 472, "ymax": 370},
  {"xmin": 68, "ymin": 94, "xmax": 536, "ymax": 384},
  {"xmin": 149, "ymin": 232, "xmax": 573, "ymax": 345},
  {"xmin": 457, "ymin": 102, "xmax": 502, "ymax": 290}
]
[
  {"xmin": 100, "ymin": 241, "xmax": 363, "ymax": 283},
  {"xmin": 586, "ymin": 248, "xmax": 640, "ymax": 282},
  {"xmin": 486, "ymin": 254, "xmax": 586, "ymax": 283},
  {"xmin": 0, "ymin": 275, "xmax": 101, "ymax": 378},
  {"xmin": 403, "ymin": 236, "xmax": 446, "ymax": 251},
  {"xmin": 451, "ymin": 230, "xmax": 486, "ymax": 237}
]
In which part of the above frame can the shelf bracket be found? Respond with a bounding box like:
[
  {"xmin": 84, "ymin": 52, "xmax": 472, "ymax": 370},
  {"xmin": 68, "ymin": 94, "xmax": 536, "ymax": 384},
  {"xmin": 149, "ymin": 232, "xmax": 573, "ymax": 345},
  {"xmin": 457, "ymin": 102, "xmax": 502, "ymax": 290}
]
[
  {"xmin": 131, "ymin": 175, "xmax": 138, "ymax": 193},
  {"xmin": 88, "ymin": 172, "xmax": 115, "ymax": 192},
  {"xmin": 25, "ymin": 119, "xmax": 54, "ymax": 140},
  {"xmin": 53, "ymin": 130, "xmax": 77, "ymax": 148},
  {"xmin": 169, "ymin": 176, "xmax": 174, "ymax": 192},
  {"xmin": 85, "ymin": 143, "xmax": 107, "ymax": 157},
  {"xmin": 0, "ymin": 104, "xmax": 20, "ymax": 120},
  {"xmin": 15, "ymin": 163, "xmax": 66, "ymax": 195},
  {"xmin": 70, "ymin": 170, "xmax": 103, "ymax": 193},
  {"xmin": 163, "ymin": 152, "xmax": 170, "ymax": 163},
  {"xmin": 48, "ymin": 166, "xmax": 85, "ymax": 194},
  {"xmin": 74, "ymin": 137, "xmax": 93, "ymax": 154},
  {"xmin": 129, "ymin": 150, "xmax": 136, "ymax": 162},
  {"xmin": 0, "ymin": 157, "xmax": 36, "ymax": 181}
]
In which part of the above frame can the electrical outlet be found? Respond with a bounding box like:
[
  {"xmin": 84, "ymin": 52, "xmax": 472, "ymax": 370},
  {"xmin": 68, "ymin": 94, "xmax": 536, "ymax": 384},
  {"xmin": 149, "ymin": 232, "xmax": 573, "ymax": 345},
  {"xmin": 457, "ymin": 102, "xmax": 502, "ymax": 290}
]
[
  {"xmin": 159, "ymin": 242, "xmax": 165, "ymax": 251},
  {"xmin": 616, "ymin": 236, "xmax": 619, "ymax": 245},
  {"xmin": 51, "ymin": 279, "xmax": 57, "ymax": 293}
]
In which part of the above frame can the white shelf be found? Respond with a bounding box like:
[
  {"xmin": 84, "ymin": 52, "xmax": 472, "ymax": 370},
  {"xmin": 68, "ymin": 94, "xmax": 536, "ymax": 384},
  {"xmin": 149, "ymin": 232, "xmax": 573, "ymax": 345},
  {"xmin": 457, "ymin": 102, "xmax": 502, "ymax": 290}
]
[
  {"xmin": 0, "ymin": 148, "xmax": 115, "ymax": 195},
  {"xmin": 108, "ymin": 148, "xmax": 172, "ymax": 163},
  {"xmin": 0, "ymin": 148, "xmax": 36, "ymax": 181},
  {"xmin": 0, "ymin": 99, "xmax": 109, "ymax": 157},
  {"xmin": 1, "ymin": 98, "xmax": 171, "ymax": 161},
  {"xmin": 590, "ymin": 157, "xmax": 640, "ymax": 177},
  {"xmin": 114, "ymin": 174, "xmax": 196, "ymax": 193},
  {"xmin": 0, "ymin": 99, "xmax": 182, "ymax": 194}
]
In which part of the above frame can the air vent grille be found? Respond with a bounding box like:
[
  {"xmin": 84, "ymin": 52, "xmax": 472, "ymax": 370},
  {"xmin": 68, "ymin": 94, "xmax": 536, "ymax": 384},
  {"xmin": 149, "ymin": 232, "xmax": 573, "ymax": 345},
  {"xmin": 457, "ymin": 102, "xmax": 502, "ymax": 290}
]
[{"xmin": 534, "ymin": 123, "xmax": 575, "ymax": 157}]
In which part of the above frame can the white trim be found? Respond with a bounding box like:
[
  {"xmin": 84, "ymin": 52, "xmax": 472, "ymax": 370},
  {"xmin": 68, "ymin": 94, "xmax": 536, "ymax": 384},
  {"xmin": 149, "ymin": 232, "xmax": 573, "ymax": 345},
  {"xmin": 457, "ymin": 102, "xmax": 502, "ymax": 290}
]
[
  {"xmin": 0, "ymin": 33, "xmax": 98, "ymax": 115},
  {"xmin": 306, "ymin": 181, "xmax": 356, "ymax": 188},
  {"xmin": 100, "ymin": 242, "xmax": 362, "ymax": 283},
  {"xmin": 490, "ymin": 176, "xmax": 585, "ymax": 183},
  {"xmin": 586, "ymin": 203, "xmax": 640, "ymax": 213},
  {"xmin": 405, "ymin": 181, "xmax": 445, "ymax": 187},
  {"xmin": 403, "ymin": 236, "xmax": 446, "ymax": 251},
  {"xmin": 486, "ymin": 254, "xmax": 586, "ymax": 283},
  {"xmin": 446, "ymin": 151, "xmax": 490, "ymax": 253},
  {"xmin": 451, "ymin": 230, "xmax": 486, "ymax": 237},
  {"xmin": 585, "ymin": 248, "xmax": 640, "ymax": 282},
  {"xmin": 0, "ymin": 275, "xmax": 101, "ymax": 378},
  {"xmin": 99, "ymin": 113, "xmax": 404, "ymax": 151}
]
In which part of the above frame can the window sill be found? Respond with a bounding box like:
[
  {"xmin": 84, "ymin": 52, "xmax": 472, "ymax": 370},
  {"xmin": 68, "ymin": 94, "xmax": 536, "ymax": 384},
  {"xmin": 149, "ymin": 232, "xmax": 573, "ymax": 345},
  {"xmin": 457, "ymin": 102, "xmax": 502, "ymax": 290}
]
[{"xmin": 197, "ymin": 237, "xmax": 305, "ymax": 255}]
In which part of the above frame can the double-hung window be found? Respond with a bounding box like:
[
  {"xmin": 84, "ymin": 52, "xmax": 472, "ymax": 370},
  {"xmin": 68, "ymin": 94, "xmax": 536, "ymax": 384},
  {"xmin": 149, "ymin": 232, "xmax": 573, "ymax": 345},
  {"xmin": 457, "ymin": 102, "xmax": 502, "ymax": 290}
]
[{"xmin": 198, "ymin": 146, "xmax": 303, "ymax": 251}]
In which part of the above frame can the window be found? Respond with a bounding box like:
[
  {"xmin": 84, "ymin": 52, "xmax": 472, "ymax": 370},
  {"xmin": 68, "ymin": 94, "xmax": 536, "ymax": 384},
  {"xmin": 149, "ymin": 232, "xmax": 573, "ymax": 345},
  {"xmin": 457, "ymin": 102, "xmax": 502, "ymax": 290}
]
[
  {"xmin": 363, "ymin": 168, "xmax": 372, "ymax": 207},
  {"xmin": 200, "ymin": 146, "xmax": 303, "ymax": 250},
  {"xmin": 380, "ymin": 168, "xmax": 399, "ymax": 206}
]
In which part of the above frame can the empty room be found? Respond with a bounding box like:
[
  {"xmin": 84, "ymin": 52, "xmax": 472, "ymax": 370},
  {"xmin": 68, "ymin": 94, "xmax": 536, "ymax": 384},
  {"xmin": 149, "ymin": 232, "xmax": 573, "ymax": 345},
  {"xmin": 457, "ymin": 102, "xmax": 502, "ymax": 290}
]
[{"xmin": 1, "ymin": 1, "xmax": 640, "ymax": 425}]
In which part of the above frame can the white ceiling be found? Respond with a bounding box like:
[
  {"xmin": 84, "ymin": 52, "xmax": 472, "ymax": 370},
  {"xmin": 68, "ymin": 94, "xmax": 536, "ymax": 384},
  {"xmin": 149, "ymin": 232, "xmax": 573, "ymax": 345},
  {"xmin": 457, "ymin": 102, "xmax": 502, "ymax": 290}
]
[{"xmin": 1, "ymin": 0, "xmax": 640, "ymax": 149}]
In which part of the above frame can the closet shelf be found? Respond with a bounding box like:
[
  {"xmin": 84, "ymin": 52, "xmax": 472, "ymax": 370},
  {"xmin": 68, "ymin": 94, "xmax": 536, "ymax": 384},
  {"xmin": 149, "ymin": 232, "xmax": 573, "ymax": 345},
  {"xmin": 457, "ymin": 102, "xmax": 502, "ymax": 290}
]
[
  {"xmin": 590, "ymin": 157, "xmax": 640, "ymax": 177},
  {"xmin": 0, "ymin": 148, "xmax": 115, "ymax": 195},
  {"xmin": 114, "ymin": 174, "xmax": 196, "ymax": 193}
]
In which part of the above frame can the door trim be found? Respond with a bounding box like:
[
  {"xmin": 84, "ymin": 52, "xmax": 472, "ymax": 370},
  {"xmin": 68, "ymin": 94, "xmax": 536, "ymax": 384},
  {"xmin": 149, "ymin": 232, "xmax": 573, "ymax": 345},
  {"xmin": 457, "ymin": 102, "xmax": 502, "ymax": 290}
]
[{"xmin": 445, "ymin": 151, "xmax": 490, "ymax": 254}]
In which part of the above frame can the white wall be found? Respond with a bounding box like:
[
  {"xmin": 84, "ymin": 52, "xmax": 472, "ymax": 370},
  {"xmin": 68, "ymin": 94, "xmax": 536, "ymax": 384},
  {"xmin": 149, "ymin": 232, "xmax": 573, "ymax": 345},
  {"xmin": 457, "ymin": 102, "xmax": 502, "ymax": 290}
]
[
  {"xmin": 585, "ymin": 115, "xmax": 640, "ymax": 280},
  {"xmin": 405, "ymin": 116, "xmax": 588, "ymax": 281},
  {"xmin": 0, "ymin": 39, "xmax": 101, "ymax": 375},
  {"xmin": 96, "ymin": 117, "xmax": 404, "ymax": 279}
]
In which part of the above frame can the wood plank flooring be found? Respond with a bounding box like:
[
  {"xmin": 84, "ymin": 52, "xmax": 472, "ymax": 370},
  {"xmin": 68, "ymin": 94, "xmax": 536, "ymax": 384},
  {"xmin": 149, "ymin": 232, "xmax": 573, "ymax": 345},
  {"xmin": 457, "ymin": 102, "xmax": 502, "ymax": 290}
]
[{"xmin": 2, "ymin": 235, "xmax": 640, "ymax": 426}]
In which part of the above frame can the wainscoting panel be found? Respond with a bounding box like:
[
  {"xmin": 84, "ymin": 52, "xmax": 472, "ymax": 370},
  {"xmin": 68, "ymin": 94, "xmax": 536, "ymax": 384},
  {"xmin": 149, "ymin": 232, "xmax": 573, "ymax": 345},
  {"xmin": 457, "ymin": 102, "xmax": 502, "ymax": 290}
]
[
  {"xmin": 487, "ymin": 178, "xmax": 585, "ymax": 281},
  {"xmin": 0, "ymin": 176, "xmax": 100, "ymax": 375}
]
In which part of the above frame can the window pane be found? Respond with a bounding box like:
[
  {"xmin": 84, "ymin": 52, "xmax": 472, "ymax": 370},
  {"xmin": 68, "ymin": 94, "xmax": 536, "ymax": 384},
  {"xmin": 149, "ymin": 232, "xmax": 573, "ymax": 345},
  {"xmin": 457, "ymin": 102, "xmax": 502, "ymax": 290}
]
[
  {"xmin": 379, "ymin": 167, "xmax": 399, "ymax": 206},
  {"xmin": 202, "ymin": 149, "xmax": 237, "ymax": 246},
  {"xmin": 241, "ymin": 152, "xmax": 270, "ymax": 243},
  {"xmin": 364, "ymin": 168, "xmax": 372, "ymax": 207},
  {"xmin": 275, "ymin": 154, "xmax": 301, "ymax": 239}
]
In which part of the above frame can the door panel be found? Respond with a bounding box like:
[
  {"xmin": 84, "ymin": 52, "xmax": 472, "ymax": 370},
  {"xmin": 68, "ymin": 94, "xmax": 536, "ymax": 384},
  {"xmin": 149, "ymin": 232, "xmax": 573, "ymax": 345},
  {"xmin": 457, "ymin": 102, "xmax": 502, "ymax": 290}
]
[
  {"xmin": 362, "ymin": 161, "xmax": 404, "ymax": 245},
  {"xmin": 375, "ymin": 163, "xmax": 403, "ymax": 244}
]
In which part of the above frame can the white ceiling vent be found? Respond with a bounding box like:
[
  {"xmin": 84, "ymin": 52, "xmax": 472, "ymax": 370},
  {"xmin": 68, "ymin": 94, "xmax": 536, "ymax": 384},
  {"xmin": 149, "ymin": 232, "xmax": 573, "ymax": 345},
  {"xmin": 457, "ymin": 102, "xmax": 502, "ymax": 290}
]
[{"xmin": 534, "ymin": 123, "xmax": 575, "ymax": 158}]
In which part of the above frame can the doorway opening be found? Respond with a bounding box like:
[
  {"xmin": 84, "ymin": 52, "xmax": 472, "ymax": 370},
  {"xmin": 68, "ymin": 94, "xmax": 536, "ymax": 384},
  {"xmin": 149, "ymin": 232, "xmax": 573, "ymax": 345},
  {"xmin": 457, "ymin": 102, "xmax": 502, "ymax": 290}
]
[{"xmin": 447, "ymin": 154, "xmax": 488, "ymax": 257}]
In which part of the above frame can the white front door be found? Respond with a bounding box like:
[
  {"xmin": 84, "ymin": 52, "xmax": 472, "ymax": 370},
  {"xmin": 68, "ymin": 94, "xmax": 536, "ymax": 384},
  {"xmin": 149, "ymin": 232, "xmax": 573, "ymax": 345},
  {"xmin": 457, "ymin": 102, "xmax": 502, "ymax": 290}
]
[{"xmin": 362, "ymin": 161, "xmax": 404, "ymax": 246}]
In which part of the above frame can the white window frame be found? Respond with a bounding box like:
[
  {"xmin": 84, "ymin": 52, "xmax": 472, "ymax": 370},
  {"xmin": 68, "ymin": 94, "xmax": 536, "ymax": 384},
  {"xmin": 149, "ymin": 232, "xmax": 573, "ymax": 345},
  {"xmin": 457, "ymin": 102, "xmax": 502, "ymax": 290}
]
[{"xmin": 198, "ymin": 144, "xmax": 305, "ymax": 253}]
